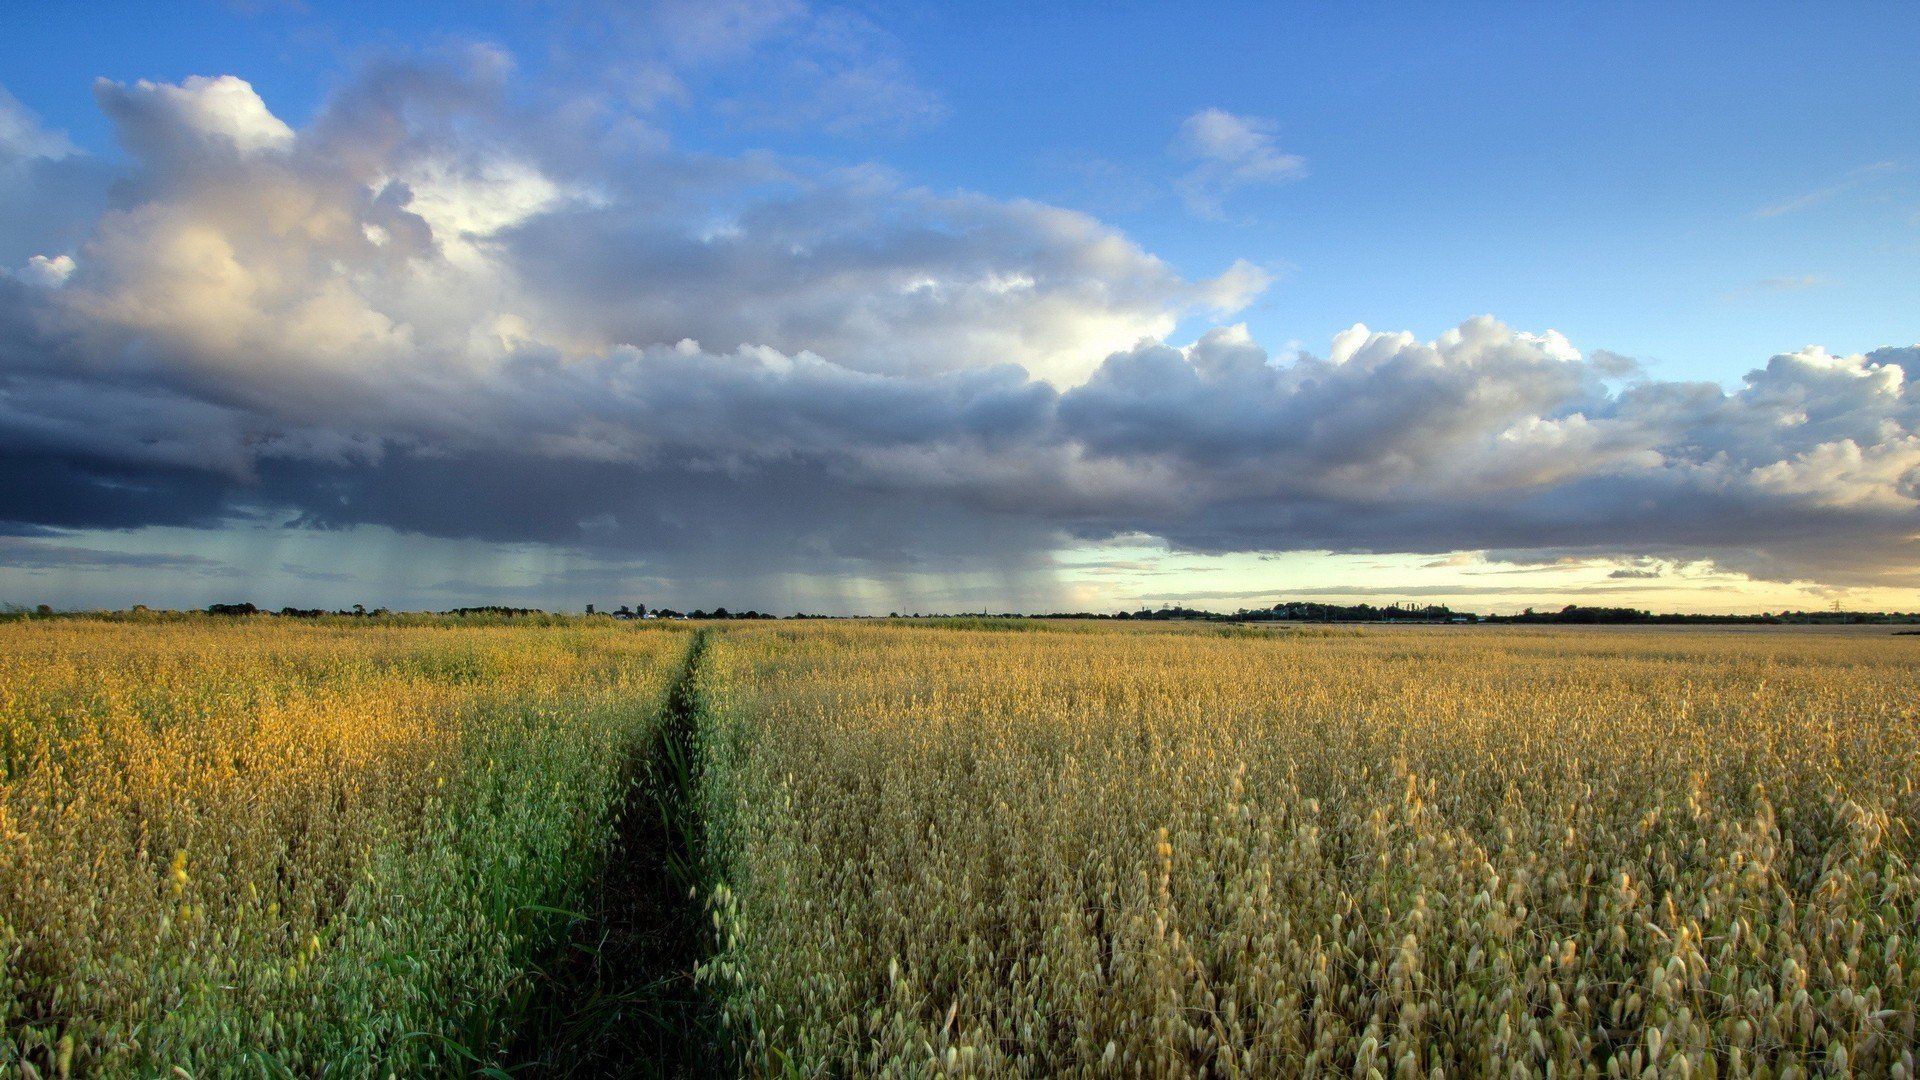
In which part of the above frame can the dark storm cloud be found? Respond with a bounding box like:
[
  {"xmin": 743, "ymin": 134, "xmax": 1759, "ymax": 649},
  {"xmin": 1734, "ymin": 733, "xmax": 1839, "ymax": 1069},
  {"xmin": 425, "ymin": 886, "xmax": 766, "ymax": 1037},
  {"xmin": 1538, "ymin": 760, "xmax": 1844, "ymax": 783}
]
[
  {"xmin": 0, "ymin": 63, "xmax": 1916, "ymax": 592},
  {"xmin": 256, "ymin": 452, "xmax": 1065, "ymax": 572},
  {"xmin": 0, "ymin": 536, "xmax": 230, "ymax": 573},
  {"xmin": 0, "ymin": 451, "xmax": 237, "ymax": 533}
]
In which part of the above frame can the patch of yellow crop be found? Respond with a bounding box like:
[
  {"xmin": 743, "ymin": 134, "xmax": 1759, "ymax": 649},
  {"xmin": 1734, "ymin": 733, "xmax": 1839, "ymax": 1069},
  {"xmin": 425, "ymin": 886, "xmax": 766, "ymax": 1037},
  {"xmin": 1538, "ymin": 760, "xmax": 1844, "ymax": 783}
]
[
  {"xmin": 0, "ymin": 617, "xmax": 683, "ymax": 1076},
  {"xmin": 699, "ymin": 624, "xmax": 1920, "ymax": 1077}
]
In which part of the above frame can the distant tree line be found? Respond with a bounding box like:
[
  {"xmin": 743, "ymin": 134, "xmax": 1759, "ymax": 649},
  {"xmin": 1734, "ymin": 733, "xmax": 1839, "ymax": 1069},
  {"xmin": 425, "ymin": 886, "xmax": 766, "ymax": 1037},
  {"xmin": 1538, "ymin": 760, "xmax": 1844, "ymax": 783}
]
[
  {"xmin": 1226, "ymin": 602, "xmax": 1472, "ymax": 623},
  {"xmin": 602, "ymin": 603, "xmax": 781, "ymax": 619},
  {"xmin": 208, "ymin": 603, "xmax": 394, "ymax": 618}
]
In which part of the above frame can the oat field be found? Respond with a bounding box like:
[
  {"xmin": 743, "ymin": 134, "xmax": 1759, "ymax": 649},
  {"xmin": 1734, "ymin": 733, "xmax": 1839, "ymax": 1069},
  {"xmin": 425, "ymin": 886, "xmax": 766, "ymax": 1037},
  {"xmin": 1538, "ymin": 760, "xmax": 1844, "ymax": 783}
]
[
  {"xmin": 5, "ymin": 618, "xmax": 1919, "ymax": 1077},
  {"xmin": 0, "ymin": 617, "xmax": 685, "ymax": 1076},
  {"xmin": 696, "ymin": 623, "xmax": 1920, "ymax": 1078}
]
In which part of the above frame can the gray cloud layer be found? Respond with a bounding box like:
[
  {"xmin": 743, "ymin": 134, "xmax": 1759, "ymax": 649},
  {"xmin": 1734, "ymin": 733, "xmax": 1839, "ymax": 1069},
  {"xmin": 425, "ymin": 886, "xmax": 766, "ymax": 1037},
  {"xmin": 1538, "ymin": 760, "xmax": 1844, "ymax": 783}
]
[{"xmin": 1, "ymin": 62, "xmax": 1916, "ymax": 594}]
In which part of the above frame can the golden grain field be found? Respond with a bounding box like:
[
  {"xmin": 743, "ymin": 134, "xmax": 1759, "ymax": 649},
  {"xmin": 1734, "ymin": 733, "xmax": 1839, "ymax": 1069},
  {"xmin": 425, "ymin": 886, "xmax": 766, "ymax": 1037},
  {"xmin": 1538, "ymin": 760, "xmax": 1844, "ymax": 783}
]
[
  {"xmin": 696, "ymin": 623, "xmax": 1920, "ymax": 1078},
  {"xmin": 5, "ymin": 618, "xmax": 1917, "ymax": 1078},
  {"xmin": 0, "ymin": 616, "xmax": 685, "ymax": 1076}
]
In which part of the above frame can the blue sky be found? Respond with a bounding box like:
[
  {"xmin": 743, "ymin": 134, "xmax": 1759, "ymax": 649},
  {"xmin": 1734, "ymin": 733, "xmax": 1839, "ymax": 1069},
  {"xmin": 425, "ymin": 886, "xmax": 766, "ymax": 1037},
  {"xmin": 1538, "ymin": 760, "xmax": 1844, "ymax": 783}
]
[{"xmin": 1, "ymin": 1, "xmax": 1916, "ymax": 613}]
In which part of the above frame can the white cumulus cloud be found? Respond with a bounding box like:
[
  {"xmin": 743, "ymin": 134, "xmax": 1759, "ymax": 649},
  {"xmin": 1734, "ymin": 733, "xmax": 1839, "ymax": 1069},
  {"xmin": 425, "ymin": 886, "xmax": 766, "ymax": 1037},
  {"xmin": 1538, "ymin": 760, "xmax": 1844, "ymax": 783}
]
[{"xmin": 94, "ymin": 75, "xmax": 294, "ymax": 158}]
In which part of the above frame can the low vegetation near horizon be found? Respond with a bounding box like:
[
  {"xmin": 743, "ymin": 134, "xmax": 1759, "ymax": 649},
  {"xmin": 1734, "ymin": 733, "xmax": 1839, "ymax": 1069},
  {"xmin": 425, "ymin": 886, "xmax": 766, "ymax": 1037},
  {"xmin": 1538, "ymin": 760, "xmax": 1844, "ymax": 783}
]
[{"xmin": 4, "ymin": 618, "xmax": 1918, "ymax": 1076}]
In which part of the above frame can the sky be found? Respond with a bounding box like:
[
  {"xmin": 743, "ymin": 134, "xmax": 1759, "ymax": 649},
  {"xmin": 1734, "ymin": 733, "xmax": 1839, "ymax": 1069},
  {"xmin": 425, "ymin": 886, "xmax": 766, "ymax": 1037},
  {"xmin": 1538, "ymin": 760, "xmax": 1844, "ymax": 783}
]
[{"xmin": 0, "ymin": 0, "xmax": 1916, "ymax": 615}]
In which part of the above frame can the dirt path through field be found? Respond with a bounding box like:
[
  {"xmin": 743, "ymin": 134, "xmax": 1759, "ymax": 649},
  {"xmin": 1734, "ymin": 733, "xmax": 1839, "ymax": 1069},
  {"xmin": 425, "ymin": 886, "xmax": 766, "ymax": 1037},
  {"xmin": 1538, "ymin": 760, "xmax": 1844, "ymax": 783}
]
[{"xmin": 508, "ymin": 628, "xmax": 723, "ymax": 1077}]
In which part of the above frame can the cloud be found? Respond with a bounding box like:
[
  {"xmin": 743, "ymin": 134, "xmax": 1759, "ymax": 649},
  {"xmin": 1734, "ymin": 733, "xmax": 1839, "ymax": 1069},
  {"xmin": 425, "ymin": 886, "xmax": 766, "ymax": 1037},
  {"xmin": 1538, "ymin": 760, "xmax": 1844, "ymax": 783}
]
[
  {"xmin": 1720, "ymin": 274, "xmax": 1836, "ymax": 302},
  {"xmin": 0, "ymin": 537, "xmax": 230, "ymax": 574},
  {"xmin": 11, "ymin": 255, "xmax": 74, "ymax": 287},
  {"xmin": 635, "ymin": 0, "xmax": 808, "ymax": 63},
  {"xmin": 1174, "ymin": 108, "xmax": 1305, "ymax": 217},
  {"xmin": 95, "ymin": 74, "xmax": 296, "ymax": 158},
  {"xmin": 1128, "ymin": 581, "xmax": 1702, "ymax": 603},
  {"xmin": 1753, "ymin": 161, "xmax": 1901, "ymax": 218},
  {"xmin": 715, "ymin": 8, "xmax": 946, "ymax": 136},
  {"xmin": 0, "ymin": 65, "xmax": 1916, "ymax": 603},
  {"xmin": 36, "ymin": 63, "xmax": 1244, "ymax": 410},
  {"xmin": 0, "ymin": 85, "xmax": 111, "ymax": 271},
  {"xmin": 565, "ymin": 0, "xmax": 944, "ymax": 136},
  {"xmin": 510, "ymin": 185, "xmax": 1260, "ymax": 385},
  {"xmin": 0, "ymin": 62, "xmax": 1235, "ymax": 602},
  {"xmin": 0, "ymin": 86, "xmax": 75, "ymax": 160},
  {"xmin": 1756, "ymin": 275, "xmax": 1834, "ymax": 292},
  {"xmin": 1052, "ymin": 327, "xmax": 1920, "ymax": 586}
]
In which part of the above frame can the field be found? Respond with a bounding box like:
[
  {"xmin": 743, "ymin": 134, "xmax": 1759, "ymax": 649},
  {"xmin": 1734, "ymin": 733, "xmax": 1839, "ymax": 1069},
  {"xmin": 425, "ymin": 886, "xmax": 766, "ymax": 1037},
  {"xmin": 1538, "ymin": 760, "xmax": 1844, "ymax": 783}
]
[
  {"xmin": 5, "ymin": 618, "xmax": 1919, "ymax": 1076},
  {"xmin": 0, "ymin": 617, "xmax": 688, "ymax": 1075}
]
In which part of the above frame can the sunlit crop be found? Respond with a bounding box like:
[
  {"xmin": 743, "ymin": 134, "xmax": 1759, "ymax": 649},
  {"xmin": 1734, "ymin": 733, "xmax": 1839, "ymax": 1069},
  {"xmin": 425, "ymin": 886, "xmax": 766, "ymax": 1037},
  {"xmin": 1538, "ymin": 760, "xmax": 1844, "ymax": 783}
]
[
  {"xmin": 8, "ymin": 616, "xmax": 1915, "ymax": 1076},
  {"xmin": 0, "ymin": 617, "xmax": 683, "ymax": 1076},
  {"xmin": 698, "ymin": 623, "xmax": 1920, "ymax": 1077}
]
